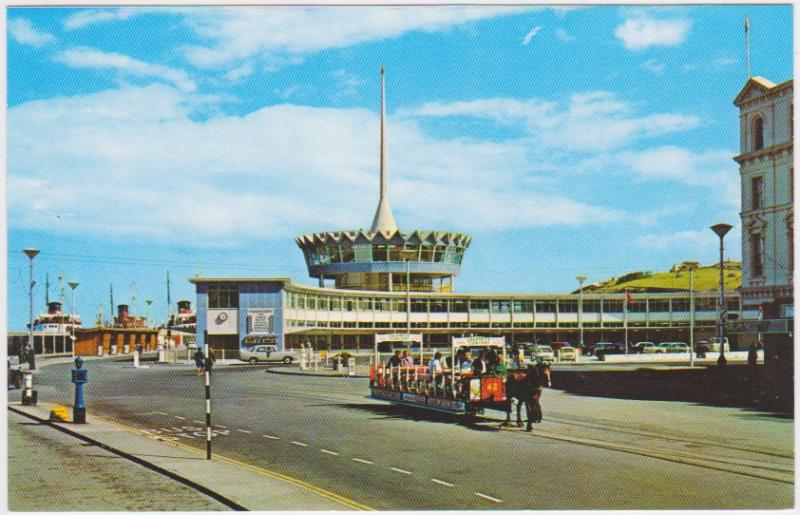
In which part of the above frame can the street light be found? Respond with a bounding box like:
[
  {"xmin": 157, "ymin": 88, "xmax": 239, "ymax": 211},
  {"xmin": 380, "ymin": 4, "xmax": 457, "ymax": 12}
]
[
  {"xmin": 576, "ymin": 275, "xmax": 586, "ymax": 350},
  {"xmin": 68, "ymin": 281, "xmax": 79, "ymax": 356},
  {"xmin": 710, "ymin": 223, "xmax": 733, "ymax": 369},
  {"xmin": 23, "ymin": 248, "xmax": 40, "ymax": 370},
  {"xmin": 399, "ymin": 248, "xmax": 417, "ymax": 361},
  {"xmin": 680, "ymin": 262, "xmax": 700, "ymax": 367}
]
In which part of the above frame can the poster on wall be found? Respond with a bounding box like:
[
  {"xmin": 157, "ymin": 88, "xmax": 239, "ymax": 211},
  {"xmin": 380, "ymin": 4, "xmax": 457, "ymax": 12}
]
[{"xmin": 247, "ymin": 308, "xmax": 275, "ymax": 335}]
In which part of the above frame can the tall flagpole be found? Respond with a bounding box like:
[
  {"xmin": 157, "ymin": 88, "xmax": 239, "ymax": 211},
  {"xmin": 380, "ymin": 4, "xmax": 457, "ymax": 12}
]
[{"xmin": 745, "ymin": 16, "xmax": 750, "ymax": 77}]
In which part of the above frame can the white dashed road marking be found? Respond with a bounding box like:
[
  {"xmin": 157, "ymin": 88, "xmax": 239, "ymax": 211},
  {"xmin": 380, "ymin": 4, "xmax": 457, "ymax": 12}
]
[
  {"xmin": 262, "ymin": 435, "xmax": 280, "ymax": 440},
  {"xmin": 193, "ymin": 420, "xmax": 204, "ymax": 424},
  {"xmin": 474, "ymin": 492, "xmax": 503, "ymax": 503},
  {"xmin": 291, "ymin": 441, "xmax": 308, "ymax": 447},
  {"xmin": 352, "ymin": 458, "xmax": 374, "ymax": 465},
  {"xmin": 237, "ymin": 429, "xmax": 252, "ymax": 434},
  {"xmin": 390, "ymin": 467, "xmax": 412, "ymax": 475},
  {"xmin": 321, "ymin": 449, "xmax": 340, "ymax": 456},
  {"xmin": 174, "ymin": 416, "xmax": 186, "ymax": 420},
  {"xmin": 431, "ymin": 479, "xmax": 455, "ymax": 487},
  {"xmin": 213, "ymin": 424, "xmax": 228, "ymax": 429}
]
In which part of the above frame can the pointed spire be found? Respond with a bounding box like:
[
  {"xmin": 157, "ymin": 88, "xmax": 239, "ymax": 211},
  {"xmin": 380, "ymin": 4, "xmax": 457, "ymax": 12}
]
[{"xmin": 370, "ymin": 66, "xmax": 399, "ymax": 233}]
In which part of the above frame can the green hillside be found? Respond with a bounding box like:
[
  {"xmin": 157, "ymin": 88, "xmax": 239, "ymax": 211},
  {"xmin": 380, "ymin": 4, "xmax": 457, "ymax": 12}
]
[{"xmin": 581, "ymin": 261, "xmax": 741, "ymax": 293}]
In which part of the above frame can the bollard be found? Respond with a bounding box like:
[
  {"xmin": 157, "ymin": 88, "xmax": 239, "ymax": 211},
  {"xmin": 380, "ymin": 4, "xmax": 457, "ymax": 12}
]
[
  {"xmin": 110, "ymin": 343, "xmax": 118, "ymax": 355},
  {"xmin": 123, "ymin": 343, "xmax": 129, "ymax": 354},
  {"xmin": 133, "ymin": 349, "xmax": 140, "ymax": 368},
  {"xmin": 21, "ymin": 371, "xmax": 37, "ymax": 406},
  {"xmin": 70, "ymin": 357, "xmax": 88, "ymax": 423},
  {"xmin": 348, "ymin": 360, "xmax": 355, "ymax": 377},
  {"xmin": 97, "ymin": 344, "xmax": 103, "ymax": 357},
  {"xmin": 314, "ymin": 353, "xmax": 318, "ymax": 372}
]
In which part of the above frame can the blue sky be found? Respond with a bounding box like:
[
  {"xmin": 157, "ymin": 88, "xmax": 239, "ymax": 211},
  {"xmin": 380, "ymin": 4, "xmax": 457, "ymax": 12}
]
[{"xmin": 6, "ymin": 5, "xmax": 793, "ymax": 329}]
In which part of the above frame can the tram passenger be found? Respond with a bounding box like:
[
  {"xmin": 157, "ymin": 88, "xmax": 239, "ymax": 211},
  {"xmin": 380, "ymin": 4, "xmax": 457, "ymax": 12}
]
[
  {"xmin": 486, "ymin": 347, "xmax": 499, "ymax": 371},
  {"xmin": 494, "ymin": 355, "xmax": 509, "ymax": 377},
  {"xmin": 388, "ymin": 350, "xmax": 402, "ymax": 386},
  {"xmin": 429, "ymin": 352, "xmax": 444, "ymax": 394},
  {"xmin": 400, "ymin": 350, "xmax": 414, "ymax": 367},
  {"xmin": 472, "ymin": 351, "xmax": 488, "ymax": 376},
  {"xmin": 460, "ymin": 351, "xmax": 474, "ymax": 372}
]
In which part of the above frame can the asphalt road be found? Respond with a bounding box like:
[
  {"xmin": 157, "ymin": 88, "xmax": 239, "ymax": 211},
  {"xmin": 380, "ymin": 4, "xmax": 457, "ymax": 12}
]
[{"xmin": 11, "ymin": 361, "xmax": 794, "ymax": 510}]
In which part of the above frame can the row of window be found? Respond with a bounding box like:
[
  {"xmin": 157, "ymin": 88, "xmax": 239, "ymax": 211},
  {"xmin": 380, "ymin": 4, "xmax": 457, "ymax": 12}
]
[
  {"xmin": 285, "ymin": 319, "xmax": 717, "ymax": 329},
  {"xmin": 304, "ymin": 244, "xmax": 465, "ymax": 266},
  {"xmin": 285, "ymin": 292, "xmax": 740, "ymax": 314}
]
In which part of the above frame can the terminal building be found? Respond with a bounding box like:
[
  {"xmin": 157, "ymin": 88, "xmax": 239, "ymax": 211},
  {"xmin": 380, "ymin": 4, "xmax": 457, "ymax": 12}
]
[{"xmin": 191, "ymin": 70, "xmax": 745, "ymax": 354}]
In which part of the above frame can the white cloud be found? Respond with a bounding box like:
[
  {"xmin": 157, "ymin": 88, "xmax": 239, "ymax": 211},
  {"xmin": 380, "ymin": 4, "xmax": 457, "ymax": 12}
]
[
  {"xmin": 55, "ymin": 47, "xmax": 197, "ymax": 92},
  {"xmin": 555, "ymin": 28, "xmax": 575, "ymax": 42},
  {"xmin": 9, "ymin": 18, "xmax": 55, "ymax": 48},
  {"xmin": 618, "ymin": 146, "xmax": 740, "ymax": 207},
  {"xmin": 641, "ymin": 58, "xmax": 665, "ymax": 75},
  {"xmin": 8, "ymin": 84, "xmax": 620, "ymax": 245},
  {"xmin": 634, "ymin": 230, "xmax": 717, "ymax": 251},
  {"xmin": 402, "ymin": 91, "xmax": 699, "ymax": 153},
  {"xmin": 223, "ymin": 63, "xmax": 254, "ymax": 82},
  {"xmin": 522, "ymin": 26, "xmax": 542, "ymax": 45},
  {"xmin": 615, "ymin": 14, "xmax": 691, "ymax": 51},
  {"xmin": 63, "ymin": 8, "xmax": 142, "ymax": 30},
  {"xmin": 180, "ymin": 6, "xmax": 529, "ymax": 67}
]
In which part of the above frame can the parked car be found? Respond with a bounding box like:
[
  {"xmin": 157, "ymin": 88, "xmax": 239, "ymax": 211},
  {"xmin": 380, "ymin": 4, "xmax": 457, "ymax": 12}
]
[
  {"xmin": 657, "ymin": 342, "xmax": 690, "ymax": 353},
  {"xmin": 632, "ymin": 341, "xmax": 654, "ymax": 353},
  {"xmin": 557, "ymin": 345, "xmax": 577, "ymax": 362},
  {"xmin": 549, "ymin": 341, "xmax": 572, "ymax": 352},
  {"xmin": 239, "ymin": 345, "xmax": 297, "ymax": 365},
  {"xmin": 706, "ymin": 337, "xmax": 730, "ymax": 352},
  {"xmin": 529, "ymin": 344, "xmax": 555, "ymax": 362},
  {"xmin": 634, "ymin": 342, "xmax": 661, "ymax": 354},
  {"xmin": 594, "ymin": 343, "xmax": 625, "ymax": 359}
]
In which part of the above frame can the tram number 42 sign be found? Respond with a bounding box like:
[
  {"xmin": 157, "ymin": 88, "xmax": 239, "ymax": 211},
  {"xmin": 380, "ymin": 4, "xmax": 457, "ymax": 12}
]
[{"xmin": 141, "ymin": 426, "xmax": 230, "ymax": 441}]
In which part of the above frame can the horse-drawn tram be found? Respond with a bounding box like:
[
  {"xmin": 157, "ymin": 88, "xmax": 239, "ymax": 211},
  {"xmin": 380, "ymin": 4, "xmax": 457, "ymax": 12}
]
[{"xmin": 369, "ymin": 335, "xmax": 511, "ymax": 415}]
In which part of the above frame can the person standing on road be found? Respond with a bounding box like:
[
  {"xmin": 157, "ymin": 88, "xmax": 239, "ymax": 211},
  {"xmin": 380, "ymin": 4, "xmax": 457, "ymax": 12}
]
[
  {"xmin": 748, "ymin": 341, "xmax": 758, "ymax": 381},
  {"xmin": 205, "ymin": 348, "xmax": 216, "ymax": 373},
  {"xmin": 194, "ymin": 348, "xmax": 205, "ymax": 377}
]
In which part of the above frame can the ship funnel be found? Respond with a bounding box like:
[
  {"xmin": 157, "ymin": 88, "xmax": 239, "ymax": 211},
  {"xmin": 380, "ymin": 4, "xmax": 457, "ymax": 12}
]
[
  {"xmin": 177, "ymin": 300, "xmax": 192, "ymax": 314},
  {"xmin": 47, "ymin": 302, "xmax": 62, "ymax": 315},
  {"xmin": 117, "ymin": 304, "xmax": 129, "ymax": 321}
]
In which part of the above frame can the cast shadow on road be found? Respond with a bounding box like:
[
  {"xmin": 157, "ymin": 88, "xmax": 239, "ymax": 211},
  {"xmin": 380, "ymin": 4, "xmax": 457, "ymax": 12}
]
[
  {"xmin": 326, "ymin": 402, "xmax": 503, "ymax": 431},
  {"xmin": 552, "ymin": 365, "xmax": 793, "ymax": 420}
]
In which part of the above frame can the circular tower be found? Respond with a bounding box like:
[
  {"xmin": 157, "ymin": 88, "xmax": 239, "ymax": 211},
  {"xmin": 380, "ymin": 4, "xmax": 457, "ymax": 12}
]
[{"xmin": 296, "ymin": 68, "xmax": 471, "ymax": 293}]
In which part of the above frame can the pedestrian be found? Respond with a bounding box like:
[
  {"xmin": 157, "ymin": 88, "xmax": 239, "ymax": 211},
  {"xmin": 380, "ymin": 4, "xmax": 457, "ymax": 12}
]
[
  {"xmin": 205, "ymin": 347, "xmax": 216, "ymax": 373},
  {"xmin": 400, "ymin": 350, "xmax": 414, "ymax": 367},
  {"xmin": 194, "ymin": 348, "xmax": 205, "ymax": 377},
  {"xmin": 299, "ymin": 342, "xmax": 306, "ymax": 370},
  {"xmin": 748, "ymin": 341, "xmax": 758, "ymax": 381}
]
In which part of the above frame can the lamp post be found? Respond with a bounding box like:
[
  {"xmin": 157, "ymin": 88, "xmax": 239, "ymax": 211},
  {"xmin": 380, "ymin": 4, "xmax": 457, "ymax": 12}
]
[
  {"xmin": 710, "ymin": 223, "xmax": 733, "ymax": 369},
  {"xmin": 23, "ymin": 249, "xmax": 40, "ymax": 370},
  {"xmin": 576, "ymin": 275, "xmax": 586, "ymax": 351},
  {"xmin": 68, "ymin": 281, "xmax": 79, "ymax": 356},
  {"xmin": 680, "ymin": 262, "xmax": 699, "ymax": 367},
  {"xmin": 399, "ymin": 248, "xmax": 417, "ymax": 361}
]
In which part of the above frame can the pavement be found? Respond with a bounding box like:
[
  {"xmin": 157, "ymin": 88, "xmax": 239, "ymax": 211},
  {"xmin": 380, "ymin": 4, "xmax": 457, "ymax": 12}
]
[
  {"xmin": 7, "ymin": 401, "xmax": 367, "ymax": 511},
  {"xmin": 7, "ymin": 409, "xmax": 228, "ymax": 511},
  {"xmin": 9, "ymin": 359, "xmax": 793, "ymax": 510}
]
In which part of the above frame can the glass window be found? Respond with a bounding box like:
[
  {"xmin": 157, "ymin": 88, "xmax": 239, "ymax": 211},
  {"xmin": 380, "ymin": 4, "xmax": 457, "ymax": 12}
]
[
  {"xmin": 330, "ymin": 297, "xmax": 342, "ymax": 311},
  {"xmin": 535, "ymin": 300, "xmax": 556, "ymax": 313},
  {"xmin": 411, "ymin": 299, "xmax": 428, "ymax": 313},
  {"xmin": 695, "ymin": 298, "xmax": 716, "ymax": 311},
  {"xmin": 388, "ymin": 245, "xmax": 402, "ymax": 262},
  {"xmin": 559, "ymin": 300, "xmax": 577, "ymax": 313},
  {"xmin": 430, "ymin": 300, "xmax": 447, "ymax": 313},
  {"xmin": 491, "ymin": 300, "xmax": 510, "ymax": 313},
  {"xmin": 208, "ymin": 285, "xmax": 239, "ymax": 308},
  {"xmin": 318, "ymin": 297, "xmax": 329, "ymax": 311},
  {"xmin": 392, "ymin": 300, "xmax": 407, "ymax": 312},
  {"xmin": 470, "ymin": 300, "xmax": 489, "ymax": 313},
  {"xmin": 354, "ymin": 245, "xmax": 372, "ymax": 263},
  {"xmin": 750, "ymin": 232, "xmax": 764, "ymax": 277},
  {"xmin": 751, "ymin": 176, "xmax": 763, "ymax": 210},
  {"xmin": 420, "ymin": 245, "xmax": 434, "ymax": 262},
  {"xmin": 583, "ymin": 300, "xmax": 601, "ymax": 313},
  {"xmin": 512, "ymin": 300, "xmax": 533, "ymax": 313},
  {"xmin": 628, "ymin": 300, "xmax": 647, "ymax": 313},
  {"xmin": 450, "ymin": 300, "xmax": 468, "ymax": 312},
  {"xmin": 433, "ymin": 246, "xmax": 445, "ymax": 263},
  {"xmin": 672, "ymin": 299, "xmax": 690, "ymax": 312},
  {"xmin": 603, "ymin": 300, "xmax": 623, "ymax": 313},
  {"xmin": 359, "ymin": 298, "xmax": 373, "ymax": 311},
  {"xmin": 649, "ymin": 299, "xmax": 670, "ymax": 312},
  {"xmin": 372, "ymin": 245, "xmax": 387, "ymax": 262},
  {"xmin": 341, "ymin": 246, "xmax": 354, "ymax": 263},
  {"xmin": 752, "ymin": 116, "xmax": 764, "ymax": 151},
  {"xmin": 343, "ymin": 298, "xmax": 356, "ymax": 311},
  {"xmin": 328, "ymin": 246, "xmax": 341, "ymax": 263}
]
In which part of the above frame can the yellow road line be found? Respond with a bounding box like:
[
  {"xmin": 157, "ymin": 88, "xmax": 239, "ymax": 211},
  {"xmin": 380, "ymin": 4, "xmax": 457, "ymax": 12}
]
[{"xmin": 89, "ymin": 413, "xmax": 372, "ymax": 511}]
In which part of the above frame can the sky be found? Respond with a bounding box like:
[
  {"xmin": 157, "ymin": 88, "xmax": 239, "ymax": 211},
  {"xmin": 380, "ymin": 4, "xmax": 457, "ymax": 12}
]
[{"xmin": 6, "ymin": 5, "xmax": 794, "ymax": 330}]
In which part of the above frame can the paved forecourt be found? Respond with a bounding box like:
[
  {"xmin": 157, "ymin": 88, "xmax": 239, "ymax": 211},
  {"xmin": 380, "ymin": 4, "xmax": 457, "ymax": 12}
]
[{"xmin": 12, "ymin": 359, "xmax": 793, "ymax": 510}]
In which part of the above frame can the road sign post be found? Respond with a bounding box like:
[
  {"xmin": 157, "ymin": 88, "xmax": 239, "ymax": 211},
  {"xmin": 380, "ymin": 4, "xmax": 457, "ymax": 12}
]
[{"xmin": 204, "ymin": 344, "xmax": 212, "ymax": 460}]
